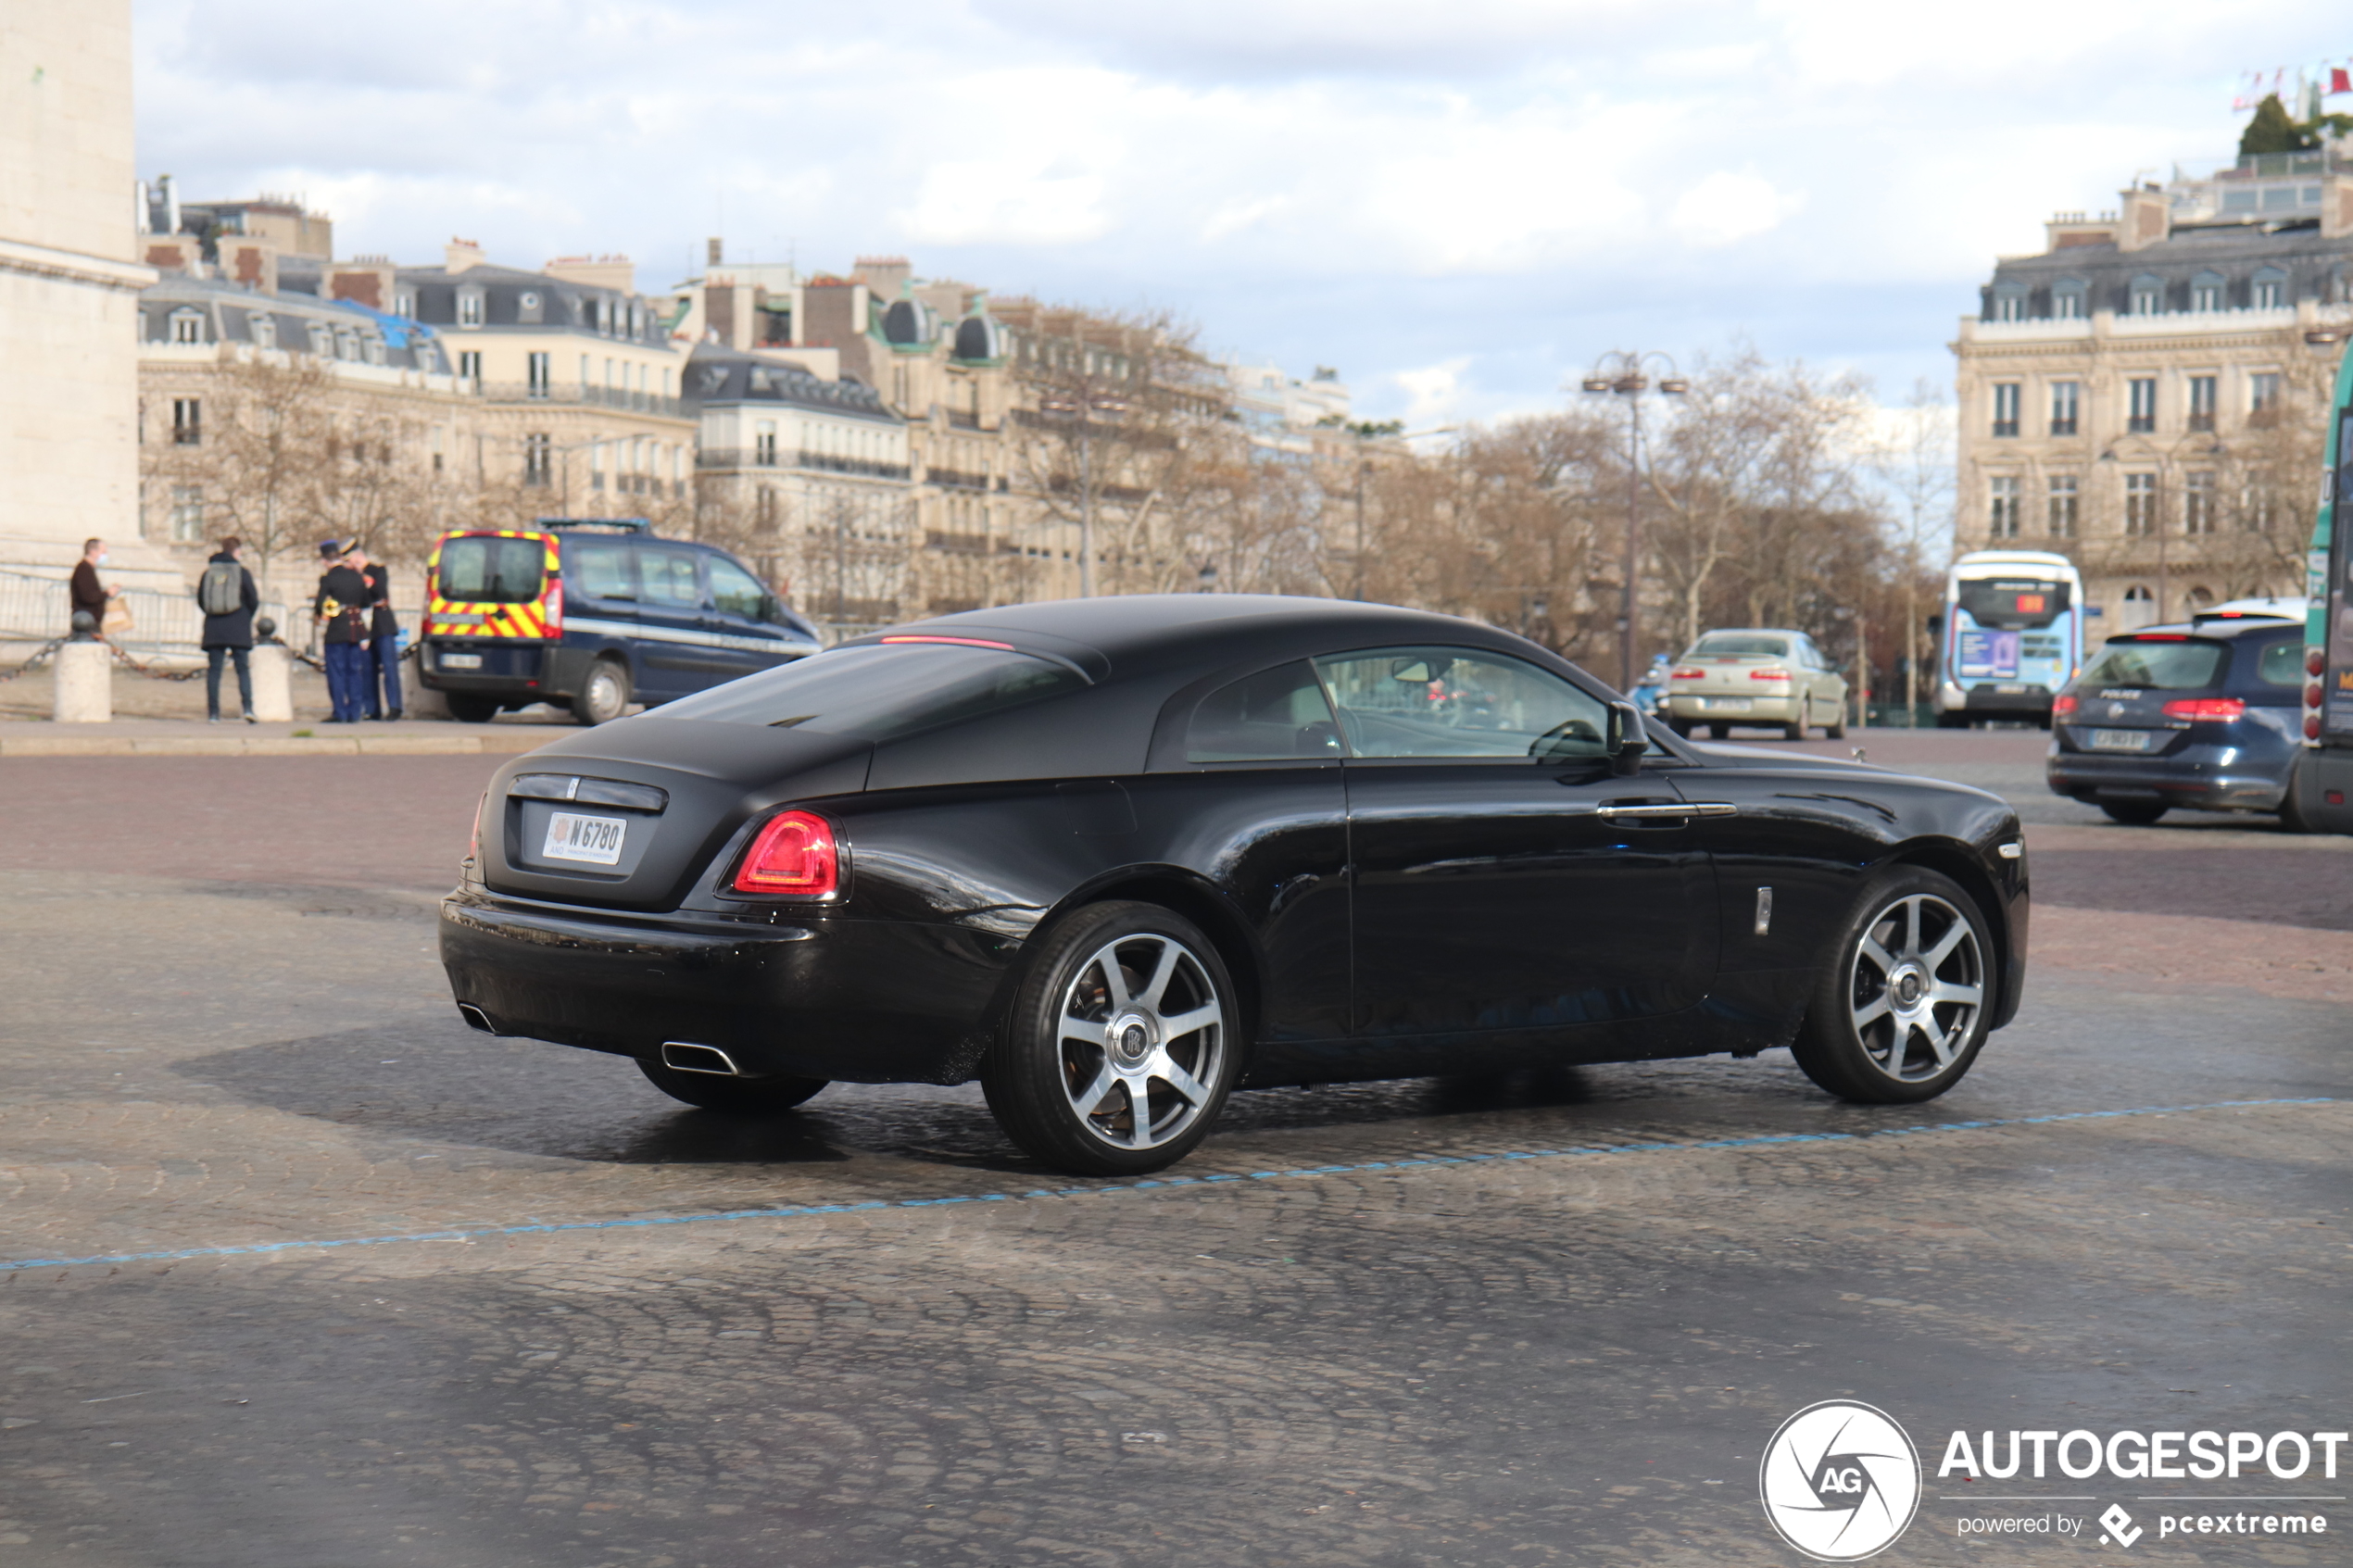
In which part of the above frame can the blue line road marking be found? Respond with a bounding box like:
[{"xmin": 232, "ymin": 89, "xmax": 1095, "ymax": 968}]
[{"xmin": 0, "ymin": 1098, "xmax": 2334, "ymax": 1276}]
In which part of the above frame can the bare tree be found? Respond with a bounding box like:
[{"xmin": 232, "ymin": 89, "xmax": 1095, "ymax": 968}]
[
  {"xmin": 1000, "ymin": 302, "xmax": 1231, "ymax": 596},
  {"xmin": 1868, "ymin": 380, "xmax": 1956, "ymax": 720}
]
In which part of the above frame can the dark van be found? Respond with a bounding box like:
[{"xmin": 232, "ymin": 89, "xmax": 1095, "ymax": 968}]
[{"xmin": 418, "ymin": 519, "xmax": 823, "ymax": 724}]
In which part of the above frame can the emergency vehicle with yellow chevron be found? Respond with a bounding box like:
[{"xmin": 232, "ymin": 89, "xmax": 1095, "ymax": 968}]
[{"xmin": 418, "ymin": 519, "xmax": 824, "ymax": 725}]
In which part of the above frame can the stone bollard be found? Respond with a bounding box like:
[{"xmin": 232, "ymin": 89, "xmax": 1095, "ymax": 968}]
[
  {"xmin": 53, "ymin": 641, "xmax": 111, "ymax": 722},
  {"xmin": 247, "ymin": 642, "xmax": 295, "ymax": 722}
]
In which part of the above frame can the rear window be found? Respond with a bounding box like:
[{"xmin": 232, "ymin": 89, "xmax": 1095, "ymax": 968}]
[
  {"xmin": 2080, "ymin": 638, "xmax": 2225, "ymax": 690},
  {"xmin": 437, "ymin": 535, "xmax": 547, "ymax": 604},
  {"xmin": 1689, "ymin": 633, "xmax": 1788, "ymax": 658},
  {"xmin": 655, "ymin": 643, "xmax": 1084, "ymax": 740}
]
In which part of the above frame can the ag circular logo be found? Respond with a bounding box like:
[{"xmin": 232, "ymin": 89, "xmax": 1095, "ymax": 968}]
[{"xmin": 1758, "ymin": 1400, "xmax": 1921, "ymax": 1561}]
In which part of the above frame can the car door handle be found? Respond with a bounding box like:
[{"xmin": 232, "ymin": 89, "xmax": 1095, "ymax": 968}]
[{"xmin": 1594, "ymin": 802, "xmax": 1738, "ymax": 821}]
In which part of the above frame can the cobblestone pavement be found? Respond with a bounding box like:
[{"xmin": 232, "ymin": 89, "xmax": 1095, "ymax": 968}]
[{"xmin": 0, "ymin": 746, "xmax": 2346, "ymax": 1566}]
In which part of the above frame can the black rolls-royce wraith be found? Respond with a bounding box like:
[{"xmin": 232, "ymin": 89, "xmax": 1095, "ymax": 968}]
[{"xmin": 441, "ymin": 596, "xmax": 2028, "ymax": 1174}]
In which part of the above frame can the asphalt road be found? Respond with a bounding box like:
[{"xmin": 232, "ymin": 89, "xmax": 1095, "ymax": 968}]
[{"xmin": 0, "ymin": 733, "xmax": 2346, "ymax": 1567}]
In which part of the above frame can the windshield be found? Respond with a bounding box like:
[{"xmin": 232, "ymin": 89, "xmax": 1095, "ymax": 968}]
[
  {"xmin": 655, "ymin": 643, "xmax": 1084, "ymax": 740},
  {"xmin": 1957, "ymin": 577, "xmax": 2070, "ymax": 629},
  {"xmin": 437, "ymin": 535, "xmax": 547, "ymax": 604},
  {"xmin": 2079, "ymin": 639, "xmax": 2226, "ymax": 690},
  {"xmin": 1689, "ymin": 634, "xmax": 1789, "ymax": 659}
]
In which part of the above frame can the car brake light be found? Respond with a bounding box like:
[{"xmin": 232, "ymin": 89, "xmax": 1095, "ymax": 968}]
[
  {"xmin": 542, "ymin": 580, "xmax": 563, "ymax": 637},
  {"xmin": 2053, "ymin": 694, "xmax": 2078, "ymax": 716},
  {"xmin": 2160, "ymin": 697, "xmax": 2245, "ymax": 721},
  {"xmin": 878, "ymin": 634, "xmax": 1016, "ymax": 650},
  {"xmin": 2309, "ymin": 683, "xmax": 2325, "ymax": 709},
  {"xmin": 2133, "ymin": 633, "xmax": 2188, "ymax": 642},
  {"xmin": 1750, "ymin": 667, "xmax": 1792, "ymax": 682},
  {"xmin": 1670, "ymin": 667, "xmax": 1704, "ymax": 681},
  {"xmin": 2306, "ymin": 713, "xmax": 2324, "ymax": 740},
  {"xmin": 2309, "ymin": 649, "xmax": 2327, "ymax": 677},
  {"xmin": 732, "ymin": 810, "xmax": 838, "ymax": 896}
]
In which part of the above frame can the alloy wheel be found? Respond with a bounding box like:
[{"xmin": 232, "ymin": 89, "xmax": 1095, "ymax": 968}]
[
  {"xmin": 1055, "ymin": 932, "xmax": 1226, "ymax": 1150},
  {"xmin": 1846, "ymin": 892, "xmax": 1985, "ymax": 1083}
]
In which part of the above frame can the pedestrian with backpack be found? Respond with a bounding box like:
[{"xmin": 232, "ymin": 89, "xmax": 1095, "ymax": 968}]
[{"xmin": 195, "ymin": 536, "xmax": 261, "ymax": 723}]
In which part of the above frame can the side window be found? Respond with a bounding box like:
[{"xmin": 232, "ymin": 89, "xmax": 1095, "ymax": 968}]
[
  {"xmin": 1185, "ymin": 661, "xmax": 1340, "ymax": 762},
  {"xmin": 707, "ymin": 556, "xmax": 768, "ymax": 620},
  {"xmin": 2253, "ymin": 637, "xmax": 2303, "ymax": 687},
  {"xmin": 1313, "ymin": 646, "xmax": 1610, "ymax": 760},
  {"xmin": 638, "ymin": 546, "xmax": 704, "ymax": 608},
  {"xmin": 568, "ymin": 542, "xmax": 636, "ymax": 601}
]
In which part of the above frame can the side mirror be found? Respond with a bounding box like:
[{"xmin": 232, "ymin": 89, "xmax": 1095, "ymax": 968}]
[{"xmin": 1606, "ymin": 700, "xmax": 1648, "ymax": 775}]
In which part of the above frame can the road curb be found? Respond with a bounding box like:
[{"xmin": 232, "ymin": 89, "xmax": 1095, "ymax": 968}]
[{"xmin": 0, "ymin": 731, "xmax": 560, "ymax": 758}]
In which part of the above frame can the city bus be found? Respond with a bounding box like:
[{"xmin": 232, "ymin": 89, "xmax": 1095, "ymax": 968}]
[
  {"xmin": 1933, "ymin": 549, "xmax": 2086, "ymax": 728},
  {"xmin": 2290, "ymin": 342, "xmax": 2353, "ymax": 833}
]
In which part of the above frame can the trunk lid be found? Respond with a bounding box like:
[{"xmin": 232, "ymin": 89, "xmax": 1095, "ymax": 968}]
[{"xmin": 480, "ymin": 717, "xmax": 872, "ymax": 910}]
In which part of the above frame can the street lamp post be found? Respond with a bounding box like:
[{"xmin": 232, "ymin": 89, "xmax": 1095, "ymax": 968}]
[
  {"xmin": 1580, "ymin": 352, "xmax": 1688, "ymax": 691},
  {"xmin": 1340, "ymin": 423, "xmax": 1453, "ymax": 602}
]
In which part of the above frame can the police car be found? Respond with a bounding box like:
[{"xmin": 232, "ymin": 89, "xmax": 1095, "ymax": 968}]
[{"xmin": 417, "ymin": 520, "xmax": 824, "ymax": 724}]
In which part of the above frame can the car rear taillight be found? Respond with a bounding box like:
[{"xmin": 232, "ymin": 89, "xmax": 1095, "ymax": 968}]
[
  {"xmin": 1670, "ymin": 667, "xmax": 1704, "ymax": 681},
  {"xmin": 732, "ymin": 810, "xmax": 839, "ymax": 897},
  {"xmin": 1750, "ymin": 667, "xmax": 1792, "ymax": 682},
  {"xmin": 2309, "ymin": 648, "xmax": 2327, "ymax": 677},
  {"xmin": 2160, "ymin": 697, "xmax": 2245, "ymax": 721},
  {"xmin": 542, "ymin": 580, "xmax": 563, "ymax": 638},
  {"xmin": 2053, "ymin": 694, "xmax": 2078, "ymax": 717},
  {"xmin": 468, "ymin": 790, "xmax": 485, "ymax": 862},
  {"xmin": 2309, "ymin": 683, "xmax": 2325, "ymax": 709},
  {"xmin": 2305, "ymin": 713, "xmax": 2324, "ymax": 740}
]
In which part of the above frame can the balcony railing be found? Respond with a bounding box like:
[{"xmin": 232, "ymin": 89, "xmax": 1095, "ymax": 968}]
[
  {"xmin": 476, "ymin": 382, "xmax": 686, "ymax": 420},
  {"xmin": 695, "ymin": 447, "xmax": 912, "ymax": 481},
  {"xmin": 924, "ymin": 467, "xmax": 993, "ymax": 491},
  {"xmin": 1992, "ymin": 420, "xmax": 2019, "ymax": 438},
  {"xmin": 2049, "ymin": 418, "xmax": 2077, "ymax": 436}
]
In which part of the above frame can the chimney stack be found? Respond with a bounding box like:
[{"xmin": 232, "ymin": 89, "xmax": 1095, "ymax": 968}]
[
  {"xmin": 446, "ymin": 237, "xmax": 485, "ymax": 273},
  {"xmin": 2115, "ymin": 185, "xmax": 2170, "ymax": 253}
]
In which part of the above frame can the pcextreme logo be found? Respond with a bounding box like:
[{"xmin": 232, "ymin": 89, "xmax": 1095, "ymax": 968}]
[{"xmin": 1759, "ymin": 1400, "xmax": 1923, "ymax": 1561}]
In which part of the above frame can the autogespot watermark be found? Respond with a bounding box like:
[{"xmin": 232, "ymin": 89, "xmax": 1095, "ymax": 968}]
[
  {"xmin": 1759, "ymin": 1401, "xmax": 2348, "ymax": 1557},
  {"xmin": 1759, "ymin": 1400, "xmax": 1923, "ymax": 1561}
]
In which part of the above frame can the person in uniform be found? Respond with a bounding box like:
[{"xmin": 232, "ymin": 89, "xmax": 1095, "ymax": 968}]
[
  {"xmin": 345, "ymin": 543, "xmax": 403, "ymax": 721},
  {"xmin": 311, "ymin": 538, "xmax": 372, "ymax": 724}
]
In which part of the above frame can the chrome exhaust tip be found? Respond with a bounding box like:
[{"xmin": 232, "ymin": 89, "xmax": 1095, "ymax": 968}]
[
  {"xmin": 660, "ymin": 1042, "xmax": 742, "ymax": 1076},
  {"xmin": 456, "ymin": 1003, "xmax": 497, "ymax": 1035}
]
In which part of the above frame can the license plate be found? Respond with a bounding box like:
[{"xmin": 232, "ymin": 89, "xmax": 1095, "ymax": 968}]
[
  {"xmin": 2088, "ymin": 729, "xmax": 2151, "ymax": 752},
  {"xmin": 1704, "ymin": 697, "xmax": 1754, "ymax": 712},
  {"xmin": 440, "ymin": 651, "xmax": 483, "ymax": 670},
  {"xmin": 542, "ymin": 812, "xmax": 627, "ymax": 865}
]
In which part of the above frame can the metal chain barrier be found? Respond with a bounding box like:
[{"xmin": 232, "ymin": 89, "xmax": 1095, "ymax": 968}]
[{"xmin": 0, "ymin": 638, "xmax": 65, "ymax": 684}]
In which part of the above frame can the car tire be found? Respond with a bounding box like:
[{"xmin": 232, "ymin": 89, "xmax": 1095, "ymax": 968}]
[
  {"xmin": 982, "ymin": 900, "xmax": 1241, "ymax": 1176},
  {"xmin": 635, "ymin": 1056, "xmax": 828, "ymax": 1114},
  {"xmin": 446, "ymin": 693, "xmax": 501, "ymax": 724},
  {"xmin": 1790, "ymin": 866, "xmax": 1994, "ymax": 1105},
  {"xmin": 1825, "ymin": 702, "xmax": 1847, "ymax": 740},
  {"xmin": 573, "ymin": 658, "xmax": 632, "ymax": 725},
  {"xmin": 2099, "ymin": 799, "xmax": 2168, "ymax": 826},
  {"xmin": 1783, "ymin": 716, "xmax": 1806, "ymax": 741}
]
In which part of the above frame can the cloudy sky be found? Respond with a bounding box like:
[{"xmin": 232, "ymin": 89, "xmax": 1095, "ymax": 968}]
[{"xmin": 134, "ymin": 0, "xmax": 2352, "ymax": 425}]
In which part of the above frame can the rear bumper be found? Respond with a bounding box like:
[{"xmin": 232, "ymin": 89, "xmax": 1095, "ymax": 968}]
[
  {"xmin": 2045, "ymin": 740, "xmax": 2292, "ymax": 811},
  {"xmin": 1957, "ymin": 684, "xmax": 2053, "ymax": 718},
  {"xmin": 438, "ymin": 888, "xmax": 1021, "ymax": 1084},
  {"xmin": 419, "ymin": 640, "xmax": 594, "ymax": 703}
]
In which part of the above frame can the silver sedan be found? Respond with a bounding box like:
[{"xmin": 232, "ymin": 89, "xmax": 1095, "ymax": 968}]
[{"xmin": 1666, "ymin": 629, "xmax": 1849, "ymax": 741}]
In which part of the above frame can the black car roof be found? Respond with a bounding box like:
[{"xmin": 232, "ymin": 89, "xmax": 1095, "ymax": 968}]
[
  {"xmin": 870, "ymin": 595, "xmax": 1546, "ymax": 675},
  {"xmin": 2120, "ymin": 618, "xmax": 2299, "ymax": 641}
]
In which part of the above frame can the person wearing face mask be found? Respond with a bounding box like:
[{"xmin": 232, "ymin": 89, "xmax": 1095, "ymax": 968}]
[{"xmin": 69, "ymin": 538, "xmax": 120, "ymax": 633}]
